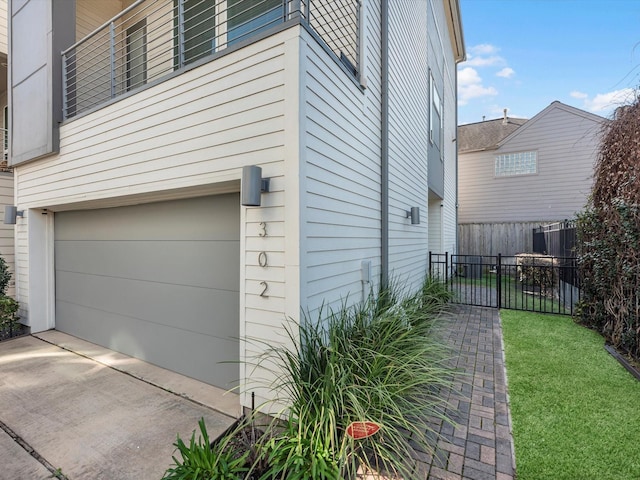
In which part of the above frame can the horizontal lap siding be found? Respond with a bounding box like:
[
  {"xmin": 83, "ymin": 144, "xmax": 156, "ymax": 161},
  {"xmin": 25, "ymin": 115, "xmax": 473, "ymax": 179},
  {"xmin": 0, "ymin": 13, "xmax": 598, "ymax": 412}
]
[
  {"xmin": 14, "ymin": 30, "xmax": 296, "ymax": 352},
  {"xmin": 0, "ymin": 0, "xmax": 6, "ymax": 54},
  {"xmin": 387, "ymin": 2, "xmax": 430, "ymax": 290},
  {"xmin": 0, "ymin": 173, "xmax": 14, "ymax": 296},
  {"xmin": 459, "ymin": 105, "xmax": 603, "ymax": 223},
  {"xmin": 302, "ymin": 7, "xmax": 382, "ymax": 312}
]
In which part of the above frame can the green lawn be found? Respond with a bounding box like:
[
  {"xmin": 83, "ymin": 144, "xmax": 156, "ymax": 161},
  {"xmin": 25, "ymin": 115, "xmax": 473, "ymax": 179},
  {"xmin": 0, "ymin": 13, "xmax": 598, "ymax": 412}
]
[
  {"xmin": 451, "ymin": 273, "xmax": 567, "ymax": 313},
  {"xmin": 501, "ymin": 310, "xmax": 640, "ymax": 480}
]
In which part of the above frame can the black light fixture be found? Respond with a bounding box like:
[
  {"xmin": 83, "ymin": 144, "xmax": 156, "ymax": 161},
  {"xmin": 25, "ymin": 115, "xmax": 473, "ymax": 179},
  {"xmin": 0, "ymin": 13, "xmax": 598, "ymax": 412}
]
[
  {"xmin": 406, "ymin": 207, "xmax": 420, "ymax": 225},
  {"xmin": 4, "ymin": 205, "xmax": 23, "ymax": 225},
  {"xmin": 241, "ymin": 165, "xmax": 271, "ymax": 206}
]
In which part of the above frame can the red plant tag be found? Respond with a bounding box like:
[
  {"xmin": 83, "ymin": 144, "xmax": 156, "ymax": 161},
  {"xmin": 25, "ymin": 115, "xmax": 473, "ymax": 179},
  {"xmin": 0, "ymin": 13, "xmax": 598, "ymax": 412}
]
[{"xmin": 345, "ymin": 421, "xmax": 381, "ymax": 440}]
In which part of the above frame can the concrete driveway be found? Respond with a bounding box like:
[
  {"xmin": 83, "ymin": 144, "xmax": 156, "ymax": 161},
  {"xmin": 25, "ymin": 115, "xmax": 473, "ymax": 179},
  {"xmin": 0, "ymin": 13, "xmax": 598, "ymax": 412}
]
[{"xmin": 0, "ymin": 332, "xmax": 239, "ymax": 480}]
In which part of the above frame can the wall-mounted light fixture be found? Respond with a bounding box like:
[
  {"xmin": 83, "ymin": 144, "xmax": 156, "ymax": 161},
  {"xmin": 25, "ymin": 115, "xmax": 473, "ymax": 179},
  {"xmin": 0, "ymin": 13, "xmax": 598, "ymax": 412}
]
[
  {"xmin": 241, "ymin": 165, "xmax": 271, "ymax": 207},
  {"xmin": 4, "ymin": 206, "xmax": 24, "ymax": 225},
  {"xmin": 406, "ymin": 206, "xmax": 420, "ymax": 225}
]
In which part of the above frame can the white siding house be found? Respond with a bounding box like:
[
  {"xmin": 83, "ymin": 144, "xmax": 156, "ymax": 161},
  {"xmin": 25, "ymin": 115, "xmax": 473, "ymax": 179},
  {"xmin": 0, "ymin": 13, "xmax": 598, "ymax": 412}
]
[
  {"xmin": 0, "ymin": 0, "xmax": 13, "ymax": 296},
  {"xmin": 8, "ymin": 0, "xmax": 464, "ymax": 410},
  {"xmin": 458, "ymin": 101, "xmax": 605, "ymax": 255}
]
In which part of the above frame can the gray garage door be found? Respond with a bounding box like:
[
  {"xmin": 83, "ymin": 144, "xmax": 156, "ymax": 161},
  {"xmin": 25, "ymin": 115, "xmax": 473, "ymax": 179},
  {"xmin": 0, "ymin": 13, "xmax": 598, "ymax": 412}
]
[{"xmin": 55, "ymin": 194, "xmax": 240, "ymax": 389}]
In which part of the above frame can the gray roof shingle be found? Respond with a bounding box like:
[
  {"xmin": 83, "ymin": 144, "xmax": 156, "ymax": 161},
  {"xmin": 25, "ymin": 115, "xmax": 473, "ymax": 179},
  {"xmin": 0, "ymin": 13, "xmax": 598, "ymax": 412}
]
[{"xmin": 458, "ymin": 117, "xmax": 528, "ymax": 153}]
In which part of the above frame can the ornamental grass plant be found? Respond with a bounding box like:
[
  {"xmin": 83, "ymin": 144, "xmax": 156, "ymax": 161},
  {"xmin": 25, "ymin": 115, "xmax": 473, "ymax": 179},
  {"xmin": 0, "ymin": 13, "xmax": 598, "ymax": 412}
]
[
  {"xmin": 164, "ymin": 276, "xmax": 456, "ymax": 479},
  {"xmin": 258, "ymin": 278, "xmax": 455, "ymax": 478}
]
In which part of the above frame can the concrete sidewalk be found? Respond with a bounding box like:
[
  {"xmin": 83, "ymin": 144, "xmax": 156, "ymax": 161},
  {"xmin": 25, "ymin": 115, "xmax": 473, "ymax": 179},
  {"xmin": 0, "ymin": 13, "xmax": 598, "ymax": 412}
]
[{"xmin": 0, "ymin": 332, "xmax": 239, "ymax": 480}]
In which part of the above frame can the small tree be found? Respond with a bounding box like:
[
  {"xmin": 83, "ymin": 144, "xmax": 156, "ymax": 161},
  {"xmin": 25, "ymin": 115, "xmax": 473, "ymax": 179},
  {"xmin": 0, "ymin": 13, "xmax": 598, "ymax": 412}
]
[{"xmin": 576, "ymin": 95, "xmax": 640, "ymax": 357}]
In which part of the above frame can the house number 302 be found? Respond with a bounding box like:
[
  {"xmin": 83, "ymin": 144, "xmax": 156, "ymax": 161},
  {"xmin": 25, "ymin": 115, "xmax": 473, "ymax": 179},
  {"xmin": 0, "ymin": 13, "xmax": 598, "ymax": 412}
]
[{"xmin": 258, "ymin": 222, "xmax": 269, "ymax": 297}]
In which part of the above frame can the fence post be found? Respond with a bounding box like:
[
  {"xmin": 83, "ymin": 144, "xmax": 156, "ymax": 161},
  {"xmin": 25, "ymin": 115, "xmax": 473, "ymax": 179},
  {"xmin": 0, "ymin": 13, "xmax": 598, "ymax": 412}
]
[
  {"xmin": 497, "ymin": 253, "xmax": 502, "ymax": 309},
  {"xmin": 428, "ymin": 251, "xmax": 432, "ymax": 276},
  {"xmin": 445, "ymin": 252, "xmax": 449, "ymax": 284}
]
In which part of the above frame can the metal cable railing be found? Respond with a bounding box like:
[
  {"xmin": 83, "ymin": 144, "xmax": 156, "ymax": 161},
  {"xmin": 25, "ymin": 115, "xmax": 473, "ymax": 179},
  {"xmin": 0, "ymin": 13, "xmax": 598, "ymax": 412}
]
[{"xmin": 62, "ymin": 0, "xmax": 360, "ymax": 120}]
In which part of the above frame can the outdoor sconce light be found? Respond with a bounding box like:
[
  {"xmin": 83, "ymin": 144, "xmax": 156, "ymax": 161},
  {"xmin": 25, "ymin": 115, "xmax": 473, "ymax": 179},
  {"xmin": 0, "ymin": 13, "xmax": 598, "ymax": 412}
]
[
  {"xmin": 241, "ymin": 165, "xmax": 271, "ymax": 207},
  {"xmin": 406, "ymin": 206, "xmax": 420, "ymax": 225},
  {"xmin": 3, "ymin": 205, "xmax": 23, "ymax": 225}
]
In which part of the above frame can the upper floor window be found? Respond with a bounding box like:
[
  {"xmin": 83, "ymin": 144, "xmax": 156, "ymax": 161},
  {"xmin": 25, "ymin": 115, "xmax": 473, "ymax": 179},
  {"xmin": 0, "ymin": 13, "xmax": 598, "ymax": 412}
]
[
  {"xmin": 495, "ymin": 151, "xmax": 537, "ymax": 177},
  {"xmin": 430, "ymin": 73, "xmax": 443, "ymax": 153}
]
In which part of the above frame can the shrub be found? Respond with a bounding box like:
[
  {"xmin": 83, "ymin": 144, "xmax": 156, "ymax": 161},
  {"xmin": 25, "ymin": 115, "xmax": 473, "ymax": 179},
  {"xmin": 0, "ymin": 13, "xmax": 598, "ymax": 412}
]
[
  {"xmin": 0, "ymin": 257, "xmax": 11, "ymax": 297},
  {"xmin": 0, "ymin": 296, "xmax": 19, "ymax": 333},
  {"xmin": 576, "ymin": 96, "xmax": 640, "ymax": 357}
]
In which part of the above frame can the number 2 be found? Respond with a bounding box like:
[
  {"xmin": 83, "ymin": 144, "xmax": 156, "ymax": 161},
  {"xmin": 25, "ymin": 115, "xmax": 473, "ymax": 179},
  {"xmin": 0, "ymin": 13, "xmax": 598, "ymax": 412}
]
[{"xmin": 259, "ymin": 281, "xmax": 269, "ymax": 297}]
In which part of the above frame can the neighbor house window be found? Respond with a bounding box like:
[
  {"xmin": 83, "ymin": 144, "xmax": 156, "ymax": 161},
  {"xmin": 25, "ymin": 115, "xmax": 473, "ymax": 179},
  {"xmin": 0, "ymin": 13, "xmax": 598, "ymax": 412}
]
[{"xmin": 494, "ymin": 151, "xmax": 537, "ymax": 177}]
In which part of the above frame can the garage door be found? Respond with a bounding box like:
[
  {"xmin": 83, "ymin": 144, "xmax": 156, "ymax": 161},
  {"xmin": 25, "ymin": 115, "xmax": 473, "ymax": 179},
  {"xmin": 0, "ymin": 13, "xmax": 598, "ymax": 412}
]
[{"xmin": 55, "ymin": 194, "xmax": 240, "ymax": 389}]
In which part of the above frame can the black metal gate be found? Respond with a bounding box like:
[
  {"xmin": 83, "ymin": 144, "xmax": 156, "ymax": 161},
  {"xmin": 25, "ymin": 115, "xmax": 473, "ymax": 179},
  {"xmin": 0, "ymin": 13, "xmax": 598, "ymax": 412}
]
[{"xmin": 429, "ymin": 252, "xmax": 580, "ymax": 316}]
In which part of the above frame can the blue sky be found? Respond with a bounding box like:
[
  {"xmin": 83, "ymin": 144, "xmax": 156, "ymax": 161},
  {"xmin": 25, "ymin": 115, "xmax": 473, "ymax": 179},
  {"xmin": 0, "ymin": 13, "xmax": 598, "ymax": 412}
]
[{"xmin": 458, "ymin": 0, "xmax": 640, "ymax": 124}]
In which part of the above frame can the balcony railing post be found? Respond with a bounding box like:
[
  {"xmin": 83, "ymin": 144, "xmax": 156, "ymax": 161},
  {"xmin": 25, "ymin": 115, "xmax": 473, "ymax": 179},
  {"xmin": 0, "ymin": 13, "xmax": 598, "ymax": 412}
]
[
  {"xmin": 62, "ymin": 52, "xmax": 68, "ymax": 120},
  {"xmin": 177, "ymin": 0, "xmax": 185, "ymax": 68},
  {"xmin": 109, "ymin": 21, "xmax": 116, "ymax": 98}
]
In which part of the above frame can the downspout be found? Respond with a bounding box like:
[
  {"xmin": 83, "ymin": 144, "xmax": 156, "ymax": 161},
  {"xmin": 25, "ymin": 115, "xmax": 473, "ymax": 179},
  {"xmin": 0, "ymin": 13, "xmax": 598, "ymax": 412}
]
[
  {"xmin": 380, "ymin": 0, "xmax": 389, "ymax": 287},
  {"xmin": 455, "ymin": 67, "xmax": 459, "ymax": 255}
]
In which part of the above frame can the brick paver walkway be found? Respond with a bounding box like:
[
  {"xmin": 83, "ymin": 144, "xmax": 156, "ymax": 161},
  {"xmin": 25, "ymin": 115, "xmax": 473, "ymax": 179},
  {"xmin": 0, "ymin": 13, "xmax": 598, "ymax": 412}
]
[{"xmin": 422, "ymin": 305, "xmax": 516, "ymax": 480}]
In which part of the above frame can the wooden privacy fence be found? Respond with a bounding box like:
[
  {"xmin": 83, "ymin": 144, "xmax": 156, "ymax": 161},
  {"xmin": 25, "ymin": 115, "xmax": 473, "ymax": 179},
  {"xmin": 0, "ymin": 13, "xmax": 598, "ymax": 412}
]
[{"xmin": 429, "ymin": 252, "xmax": 580, "ymax": 316}]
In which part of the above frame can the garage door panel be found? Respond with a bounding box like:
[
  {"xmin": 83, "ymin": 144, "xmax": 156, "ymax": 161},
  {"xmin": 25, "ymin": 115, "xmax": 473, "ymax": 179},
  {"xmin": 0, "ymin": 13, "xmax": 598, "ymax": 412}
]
[
  {"xmin": 56, "ymin": 302, "xmax": 239, "ymax": 388},
  {"xmin": 55, "ymin": 195, "xmax": 240, "ymax": 242},
  {"xmin": 56, "ymin": 270, "xmax": 239, "ymax": 340},
  {"xmin": 56, "ymin": 240, "xmax": 239, "ymax": 290},
  {"xmin": 54, "ymin": 193, "xmax": 240, "ymax": 389}
]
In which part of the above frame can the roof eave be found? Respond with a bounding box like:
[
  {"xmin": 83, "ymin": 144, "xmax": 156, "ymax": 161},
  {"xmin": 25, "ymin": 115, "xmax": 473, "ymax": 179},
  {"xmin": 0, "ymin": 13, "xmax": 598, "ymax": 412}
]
[{"xmin": 445, "ymin": 0, "xmax": 466, "ymax": 63}]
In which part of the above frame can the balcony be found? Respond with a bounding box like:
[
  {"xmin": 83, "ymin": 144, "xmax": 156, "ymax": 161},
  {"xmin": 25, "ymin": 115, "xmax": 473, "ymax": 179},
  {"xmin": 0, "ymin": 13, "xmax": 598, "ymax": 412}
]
[{"xmin": 62, "ymin": 0, "xmax": 361, "ymax": 120}]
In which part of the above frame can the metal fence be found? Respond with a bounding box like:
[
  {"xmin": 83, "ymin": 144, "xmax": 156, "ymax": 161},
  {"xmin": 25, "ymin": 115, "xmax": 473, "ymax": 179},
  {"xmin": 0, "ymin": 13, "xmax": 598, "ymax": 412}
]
[
  {"xmin": 429, "ymin": 252, "xmax": 580, "ymax": 316},
  {"xmin": 62, "ymin": 0, "xmax": 361, "ymax": 119},
  {"xmin": 533, "ymin": 220, "xmax": 576, "ymax": 258}
]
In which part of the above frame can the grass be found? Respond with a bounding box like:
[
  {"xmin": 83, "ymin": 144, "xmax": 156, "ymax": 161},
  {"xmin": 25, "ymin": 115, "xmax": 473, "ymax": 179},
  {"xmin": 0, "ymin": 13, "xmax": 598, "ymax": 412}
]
[
  {"xmin": 501, "ymin": 310, "xmax": 640, "ymax": 479},
  {"xmin": 450, "ymin": 272, "xmax": 567, "ymax": 313}
]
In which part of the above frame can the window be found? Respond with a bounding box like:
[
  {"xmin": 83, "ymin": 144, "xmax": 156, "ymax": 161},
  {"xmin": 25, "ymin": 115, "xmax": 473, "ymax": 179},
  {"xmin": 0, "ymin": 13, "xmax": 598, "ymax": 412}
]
[
  {"xmin": 182, "ymin": 0, "xmax": 216, "ymax": 65},
  {"xmin": 494, "ymin": 151, "xmax": 538, "ymax": 177},
  {"xmin": 430, "ymin": 73, "xmax": 443, "ymax": 152},
  {"xmin": 126, "ymin": 20, "xmax": 147, "ymax": 91},
  {"xmin": 227, "ymin": 0, "xmax": 283, "ymax": 46},
  {"xmin": 175, "ymin": 0, "xmax": 283, "ymax": 66}
]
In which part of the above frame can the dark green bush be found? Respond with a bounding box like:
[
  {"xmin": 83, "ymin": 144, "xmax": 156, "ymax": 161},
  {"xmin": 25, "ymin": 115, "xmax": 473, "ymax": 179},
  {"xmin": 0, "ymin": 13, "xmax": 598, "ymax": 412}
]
[
  {"xmin": 0, "ymin": 296, "xmax": 20, "ymax": 332},
  {"xmin": 0, "ymin": 257, "xmax": 11, "ymax": 297},
  {"xmin": 576, "ymin": 97, "xmax": 640, "ymax": 357}
]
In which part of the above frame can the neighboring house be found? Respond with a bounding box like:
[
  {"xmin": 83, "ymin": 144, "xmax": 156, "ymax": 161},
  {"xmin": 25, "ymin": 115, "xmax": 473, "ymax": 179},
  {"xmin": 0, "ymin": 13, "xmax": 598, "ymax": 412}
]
[
  {"xmin": 8, "ymin": 0, "xmax": 464, "ymax": 410},
  {"xmin": 458, "ymin": 101, "xmax": 604, "ymax": 256},
  {"xmin": 0, "ymin": 0, "xmax": 14, "ymax": 296}
]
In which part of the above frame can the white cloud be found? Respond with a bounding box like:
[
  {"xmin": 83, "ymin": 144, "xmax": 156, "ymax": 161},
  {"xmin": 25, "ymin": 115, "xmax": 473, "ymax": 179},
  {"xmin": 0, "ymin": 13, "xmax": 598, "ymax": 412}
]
[
  {"xmin": 465, "ymin": 55, "xmax": 505, "ymax": 68},
  {"xmin": 461, "ymin": 44, "xmax": 507, "ymax": 69},
  {"xmin": 585, "ymin": 88, "xmax": 635, "ymax": 112},
  {"xmin": 469, "ymin": 44, "xmax": 498, "ymax": 55},
  {"xmin": 572, "ymin": 88, "xmax": 636, "ymax": 113},
  {"xmin": 458, "ymin": 67, "xmax": 498, "ymax": 106},
  {"xmin": 496, "ymin": 67, "xmax": 515, "ymax": 79}
]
